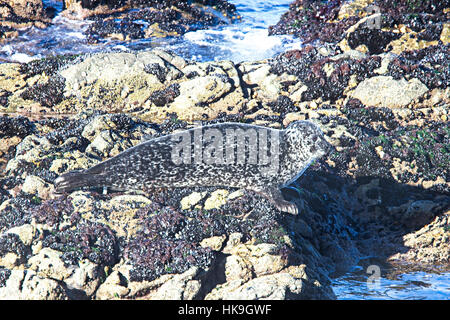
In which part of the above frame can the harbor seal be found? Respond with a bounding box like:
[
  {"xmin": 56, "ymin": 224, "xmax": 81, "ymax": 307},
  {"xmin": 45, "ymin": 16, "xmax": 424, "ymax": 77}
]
[{"xmin": 55, "ymin": 121, "xmax": 331, "ymax": 214}]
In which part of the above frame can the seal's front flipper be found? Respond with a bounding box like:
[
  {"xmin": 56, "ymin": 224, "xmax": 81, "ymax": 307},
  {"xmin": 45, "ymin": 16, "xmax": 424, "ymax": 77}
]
[{"xmin": 253, "ymin": 187, "xmax": 298, "ymax": 215}]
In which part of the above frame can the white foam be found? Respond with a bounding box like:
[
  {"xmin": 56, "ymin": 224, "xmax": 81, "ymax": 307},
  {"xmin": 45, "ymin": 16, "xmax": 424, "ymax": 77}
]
[
  {"xmin": 184, "ymin": 31, "xmax": 215, "ymax": 47},
  {"xmin": 177, "ymin": 0, "xmax": 302, "ymax": 62},
  {"xmin": 0, "ymin": 45, "xmax": 13, "ymax": 55},
  {"xmin": 112, "ymin": 45, "xmax": 130, "ymax": 51},
  {"xmin": 52, "ymin": 15, "xmax": 90, "ymax": 27},
  {"xmin": 10, "ymin": 53, "xmax": 40, "ymax": 63},
  {"xmin": 66, "ymin": 32, "xmax": 86, "ymax": 39},
  {"xmin": 183, "ymin": 26, "xmax": 301, "ymax": 62}
]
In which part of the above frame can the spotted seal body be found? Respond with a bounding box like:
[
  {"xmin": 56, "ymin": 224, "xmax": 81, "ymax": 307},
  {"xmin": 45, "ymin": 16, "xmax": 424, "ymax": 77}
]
[{"xmin": 55, "ymin": 121, "xmax": 331, "ymax": 214}]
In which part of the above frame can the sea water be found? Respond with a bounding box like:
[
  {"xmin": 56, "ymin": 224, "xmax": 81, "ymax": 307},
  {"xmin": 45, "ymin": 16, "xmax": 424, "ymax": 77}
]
[
  {"xmin": 332, "ymin": 267, "xmax": 450, "ymax": 300},
  {"xmin": 0, "ymin": 0, "xmax": 301, "ymax": 63}
]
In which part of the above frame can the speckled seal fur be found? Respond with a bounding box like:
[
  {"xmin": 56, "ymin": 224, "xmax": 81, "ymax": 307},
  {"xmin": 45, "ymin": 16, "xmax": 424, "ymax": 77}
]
[{"xmin": 55, "ymin": 121, "xmax": 331, "ymax": 214}]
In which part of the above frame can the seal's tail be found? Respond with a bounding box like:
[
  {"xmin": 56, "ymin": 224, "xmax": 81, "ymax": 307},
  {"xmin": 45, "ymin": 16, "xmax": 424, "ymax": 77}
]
[{"xmin": 54, "ymin": 170, "xmax": 100, "ymax": 193}]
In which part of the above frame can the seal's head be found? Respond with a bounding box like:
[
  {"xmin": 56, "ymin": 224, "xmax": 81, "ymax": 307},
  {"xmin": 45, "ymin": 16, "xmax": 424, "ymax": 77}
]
[{"xmin": 284, "ymin": 121, "xmax": 332, "ymax": 161}]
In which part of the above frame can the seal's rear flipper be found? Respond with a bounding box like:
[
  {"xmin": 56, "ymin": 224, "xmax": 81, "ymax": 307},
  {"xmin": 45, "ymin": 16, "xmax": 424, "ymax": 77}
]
[
  {"xmin": 54, "ymin": 170, "xmax": 99, "ymax": 194},
  {"xmin": 253, "ymin": 187, "xmax": 299, "ymax": 215}
]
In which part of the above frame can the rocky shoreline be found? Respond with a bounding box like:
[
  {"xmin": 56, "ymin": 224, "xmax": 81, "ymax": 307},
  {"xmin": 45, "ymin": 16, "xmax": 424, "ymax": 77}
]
[{"xmin": 0, "ymin": 0, "xmax": 449, "ymax": 299}]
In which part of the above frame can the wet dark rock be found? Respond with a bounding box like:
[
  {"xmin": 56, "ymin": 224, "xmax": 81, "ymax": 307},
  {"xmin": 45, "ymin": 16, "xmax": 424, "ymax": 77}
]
[
  {"xmin": 8, "ymin": 159, "xmax": 58, "ymax": 184},
  {"xmin": 0, "ymin": 196, "xmax": 33, "ymax": 233},
  {"xmin": 329, "ymin": 122, "xmax": 450, "ymax": 194},
  {"xmin": 124, "ymin": 187, "xmax": 299, "ymax": 282},
  {"xmin": 387, "ymin": 45, "xmax": 449, "ymax": 89},
  {"xmin": 74, "ymin": 0, "xmax": 126, "ymax": 10},
  {"xmin": 0, "ymin": 268, "xmax": 11, "ymax": 287},
  {"xmin": 126, "ymin": 200, "xmax": 222, "ymax": 282},
  {"xmin": 41, "ymin": 220, "xmax": 119, "ymax": 267},
  {"xmin": 375, "ymin": 0, "xmax": 448, "ymax": 16},
  {"xmin": 44, "ymin": 112, "xmax": 144, "ymax": 149},
  {"xmin": 157, "ymin": 113, "xmax": 188, "ymax": 135},
  {"xmin": 134, "ymin": 203, "xmax": 186, "ymax": 238},
  {"xmin": 126, "ymin": 238, "xmax": 215, "ymax": 282},
  {"xmin": 367, "ymin": 2, "xmax": 448, "ymax": 38},
  {"xmin": 144, "ymin": 63, "xmax": 167, "ymax": 82},
  {"xmin": 45, "ymin": 118, "xmax": 93, "ymax": 147},
  {"xmin": 0, "ymin": 90, "xmax": 11, "ymax": 107},
  {"xmin": 270, "ymin": 48, "xmax": 381, "ymax": 101},
  {"xmin": 268, "ymin": 0, "xmax": 351, "ymax": 43},
  {"xmin": 0, "ymin": 233, "xmax": 31, "ymax": 263},
  {"xmin": 185, "ymin": 71, "xmax": 200, "ymax": 79},
  {"xmin": 108, "ymin": 113, "xmax": 142, "ymax": 132},
  {"xmin": 342, "ymin": 104, "xmax": 399, "ymax": 131},
  {"xmin": 38, "ymin": 117, "xmax": 90, "ymax": 154},
  {"xmin": 0, "ymin": 116, "xmax": 35, "ymax": 138},
  {"xmin": 416, "ymin": 23, "xmax": 443, "ymax": 41},
  {"xmin": 268, "ymin": 95, "xmax": 297, "ymax": 116},
  {"xmin": 38, "ymin": 117, "xmax": 74, "ymax": 131},
  {"xmin": 195, "ymin": 0, "xmax": 237, "ymax": 13},
  {"xmin": 149, "ymin": 83, "xmax": 180, "ymax": 106},
  {"xmin": 347, "ymin": 27, "xmax": 401, "ymax": 54},
  {"xmin": 20, "ymin": 75, "xmax": 66, "ymax": 108},
  {"xmin": 0, "ymin": 183, "xmax": 9, "ymax": 205},
  {"xmin": 86, "ymin": 19, "xmax": 146, "ymax": 42},
  {"xmin": 32, "ymin": 196, "xmax": 77, "ymax": 228},
  {"xmin": 142, "ymin": 186, "xmax": 310, "ymax": 250},
  {"xmin": 208, "ymin": 112, "xmax": 249, "ymax": 125},
  {"xmin": 75, "ymin": 0, "xmax": 237, "ymax": 13},
  {"xmin": 19, "ymin": 55, "xmax": 80, "ymax": 77},
  {"xmin": 269, "ymin": 46, "xmax": 321, "ymax": 78},
  {"xmin": 269, "ymin": 0, "xmax": 448, "ymax": 55},
  {"xmin": 253, "ymin": 114, "xmax": 282, "ymax": 123}
]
